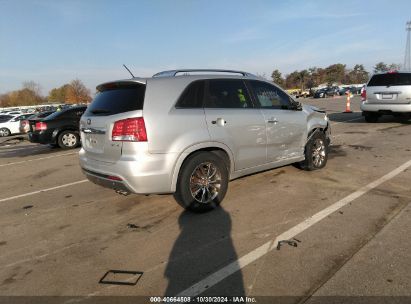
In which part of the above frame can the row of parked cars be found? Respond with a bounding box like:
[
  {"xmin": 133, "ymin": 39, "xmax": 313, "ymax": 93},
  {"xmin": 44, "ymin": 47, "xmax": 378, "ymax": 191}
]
[
  {"xmin": 0, "ymin": 106, "xmax": 86, "ymax": 149},
  {"xmin": 312, "ymin": 85, "xmax": 363, "ymax": 98}
]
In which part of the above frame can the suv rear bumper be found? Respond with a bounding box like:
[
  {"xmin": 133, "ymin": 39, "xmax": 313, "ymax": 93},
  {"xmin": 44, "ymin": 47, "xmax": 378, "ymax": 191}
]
[
  {"xmin": 79, "ymin": 149, "xmax": 178, "ymax": 194},
  {"xmin": 360, "ymin": 101, "xmax": 411, "ymax": 113}
]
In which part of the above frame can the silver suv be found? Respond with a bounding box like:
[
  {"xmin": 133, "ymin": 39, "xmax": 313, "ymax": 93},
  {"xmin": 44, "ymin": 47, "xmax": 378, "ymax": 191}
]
[
  {"xmin": 361, "ymin": 71, "xmax": 411, "ymax": 122},
  {"xmin": 79, "ymin": 69, "xmax": 330, "ymax": 212}
]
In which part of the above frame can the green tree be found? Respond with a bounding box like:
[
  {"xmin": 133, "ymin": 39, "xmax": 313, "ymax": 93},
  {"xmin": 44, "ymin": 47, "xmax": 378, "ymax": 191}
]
[
  {"xmin": 297, "ymin": 70, "xmax": 310, "ymax": 90},
  {"xmin": 325, "ymin": 64, "xmax": 346, "ymax": 85},
  {"xmin": 346, "ymin": 64, "xmax": 369, "ymax": 84},
  {"xmin": 285, "ymin": 71, "xmax": 301, "ymax": 89},
  {"xmin": 271, "ymin": 69, "xmax": 285, "ymax": 87},
  {"xmin": 373, "ymin": 62, "xmax": 401, "ymax": 73},
  {"xmin": 48, "ymin": 84, "xmax": 69, "ymax": 102},
  {"xmin": 388, "ymin": 63, "xmax": 401, "ymax": 71},
  {"xmin": 373, "ymin": 62, "xmax": 388, "ymax": 73}
]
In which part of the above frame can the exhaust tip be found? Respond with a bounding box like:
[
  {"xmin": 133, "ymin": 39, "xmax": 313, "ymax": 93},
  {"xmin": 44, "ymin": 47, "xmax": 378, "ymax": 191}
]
[{"xmin": 115, "ymin": 189, "xmax": 130, "ymax": 196}]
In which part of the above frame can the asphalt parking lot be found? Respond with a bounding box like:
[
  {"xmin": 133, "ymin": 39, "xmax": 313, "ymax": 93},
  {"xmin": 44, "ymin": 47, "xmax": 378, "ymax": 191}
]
[{"xmin": 0, "ymin": 96, "xmax": 410, "ymax": 303}]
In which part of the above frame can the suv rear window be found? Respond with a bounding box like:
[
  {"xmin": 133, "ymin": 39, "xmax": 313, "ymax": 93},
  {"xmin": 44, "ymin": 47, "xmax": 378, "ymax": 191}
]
[
  {"xmin": 175, "ymin": 80, "xmax": 205, "ymax": 108},
  {"xmin": 368, "ymin": 73, "xmax": 411, "ymax": 86},
  {"xmin": 85, "ymin": 82, "xmax": 146, "ymax": 116}
]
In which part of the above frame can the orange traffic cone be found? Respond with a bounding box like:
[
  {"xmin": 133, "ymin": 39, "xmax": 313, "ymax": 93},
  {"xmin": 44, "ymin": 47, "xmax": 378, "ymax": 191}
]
[{"xmin": 344, "ymin": 91, "xmax": 352, "ymax": 113}]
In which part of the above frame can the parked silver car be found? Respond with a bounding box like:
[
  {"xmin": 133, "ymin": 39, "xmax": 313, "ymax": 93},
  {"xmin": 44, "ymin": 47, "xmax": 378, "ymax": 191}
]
[
  {"xmin": 79, "ymin": 69, "xmax": 330, "ymax": 212},
  {"xmin": 361, "ymin": 71, "xmax": 411, "ymax": 122}
]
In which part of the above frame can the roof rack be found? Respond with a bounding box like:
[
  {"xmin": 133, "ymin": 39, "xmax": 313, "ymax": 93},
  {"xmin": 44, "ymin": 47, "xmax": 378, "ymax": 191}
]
[{"xmin": 152, "ymin": 69, "xmax": 256, "ymax": 78}]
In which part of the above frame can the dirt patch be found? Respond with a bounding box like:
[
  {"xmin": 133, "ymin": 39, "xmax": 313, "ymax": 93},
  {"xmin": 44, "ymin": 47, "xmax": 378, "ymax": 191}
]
[
  {"xmin": 0, "ymin": 241, "xmax": 7, "ymax": 246},
  {"xmin": 319, "ymin": 176, "xmax": 339, "ymax": 183},
  {"xmin": 1, "ymin": 273, "xmax": 17, "ymax": 285},
  {"xmin": 58, "ymin": 224, "xmax": 71, "ymax": 230},
  {"xmin": 379, "ymin": 124, "xmax": 410, "ymax": 132},
  {"xmin": 116, "ymin": 198, "xmax": 141, "ymax": 214},
  {"xmin": 32, "ymin": 168, "xmax": 55, "ymax": 179},
  {"xmin": 272, "ymin": 169, "xmax": 286, "ymax": 177},
  {"xmin": 328, "ymin": 145, "xmax": 347, "ymax": 159},
  {"xmin": 348, "ymin": 145, "xmax": 373, "ymax": 151},
  {"xmin": 344, "ymin": 131, "xmax": 368, "ymax": 134}
]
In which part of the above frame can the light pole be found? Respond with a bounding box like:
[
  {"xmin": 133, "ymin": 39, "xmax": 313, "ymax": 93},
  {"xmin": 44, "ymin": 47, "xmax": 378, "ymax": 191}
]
[{"xmin": 404, "ymin": 21, "xmax": 411, "ymax": 71}]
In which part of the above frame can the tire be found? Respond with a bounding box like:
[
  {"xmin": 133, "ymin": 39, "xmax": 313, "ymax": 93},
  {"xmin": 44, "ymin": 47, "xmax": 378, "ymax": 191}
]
[
  {"xmin": 299, "ymin": 131, "xmax": 329, "ymax": 171},
  {"xmin": 364, "ymin": 112, "xmax": 379, "ymax": 123},
  {"xmin": 0, "ymin": 128, "xmax": 11, "ymax": 137},
  {"xmin": 57, "ymin": 130, "xmax": 79, "ymax": 149},
  {"xmin": 173, "ymin": 152, "xmax": 229, "ymax": 213}
]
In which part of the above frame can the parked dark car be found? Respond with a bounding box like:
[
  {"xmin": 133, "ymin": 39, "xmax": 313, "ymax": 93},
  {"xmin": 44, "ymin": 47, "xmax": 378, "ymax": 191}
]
[
  {"xmin": 28, "ymin": 106, "xmax": 86, "ymax": 149},
  {"xmin": 313, "ymin": 86, "xmax": 339, "ymax": 98},
  {"xmin": 20, "ymin": 111, "xmax": 55, "ymax": 134}
]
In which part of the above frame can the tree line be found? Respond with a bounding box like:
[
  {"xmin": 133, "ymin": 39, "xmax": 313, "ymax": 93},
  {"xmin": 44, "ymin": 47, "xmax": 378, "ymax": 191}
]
[
  {"xmin": 0, "ymin": 79, "xmax": 92, "ymax": 107},
  {"xmin": 0, "ymin": 61, "xmax": 403, "ymax": 107},
  {"xmin": 271, "ymin": 62, "xmax": 401, "ymax": 90}
]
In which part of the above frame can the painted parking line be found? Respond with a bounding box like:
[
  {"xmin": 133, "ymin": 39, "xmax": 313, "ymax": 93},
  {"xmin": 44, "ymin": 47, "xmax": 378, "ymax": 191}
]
[
  {"xmin": 0, "ymin": 180, "xmax": 89, "ymax": 203},
  {"xmin": 0, "ymin": 152, "xmax": 78, "ymax": 167},
  {"xmin": 177, "ymin": 159, "xmax": 411, "ymax": 297}
]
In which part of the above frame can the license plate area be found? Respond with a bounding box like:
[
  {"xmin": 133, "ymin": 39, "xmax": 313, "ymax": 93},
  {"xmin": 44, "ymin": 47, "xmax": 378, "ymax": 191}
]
[
  {"xmin": 84, "ymin": 133, "xmax": 104, "ymax": 152},
  {"xmin": 382, "ymin": 93, "xmax": 393, "ymax": 99}
]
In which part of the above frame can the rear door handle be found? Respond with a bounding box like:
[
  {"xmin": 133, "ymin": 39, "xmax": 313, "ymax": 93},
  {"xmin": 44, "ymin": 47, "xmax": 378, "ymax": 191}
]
[
  {"xmin": 267, "ymin": 118, "xmax": 278, "ymax": 124},
  {"xmin": 211, "ymin": 118, "xmax": 227, "ymax": 126}
]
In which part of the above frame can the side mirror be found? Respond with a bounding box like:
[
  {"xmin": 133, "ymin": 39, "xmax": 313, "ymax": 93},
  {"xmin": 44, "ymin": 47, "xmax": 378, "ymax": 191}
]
[{"xmin": 290, "ymin": 101, "xmax": 303, "ymax": 111}]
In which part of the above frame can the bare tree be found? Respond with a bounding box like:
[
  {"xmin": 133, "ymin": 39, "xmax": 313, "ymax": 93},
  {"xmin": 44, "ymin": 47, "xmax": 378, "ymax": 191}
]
[{"xmin": 22, "ymin": 81, "xmax": 42, "ymax": 96}]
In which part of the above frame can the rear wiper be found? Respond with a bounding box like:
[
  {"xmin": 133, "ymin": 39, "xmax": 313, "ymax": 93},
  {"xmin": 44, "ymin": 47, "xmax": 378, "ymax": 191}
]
[{"xmin": 90, "ymin": 109, "xmax": 111, "ymax": 114}]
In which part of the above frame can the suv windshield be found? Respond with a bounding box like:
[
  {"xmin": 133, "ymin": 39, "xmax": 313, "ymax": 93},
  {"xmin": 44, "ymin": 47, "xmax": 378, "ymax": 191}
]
[
  {"xmin": 368, "ymin": 73, "xmax": 411, "ymax": 86},
  {"xmin": 85, "ymin": 82, "xmax": 146, "ymax": 116}
]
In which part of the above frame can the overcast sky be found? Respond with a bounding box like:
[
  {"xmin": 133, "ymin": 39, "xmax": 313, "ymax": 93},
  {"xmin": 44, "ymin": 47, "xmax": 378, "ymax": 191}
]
[{"xmin": 0, "ymin": 0, "xmax": 410, "ymax": 95}]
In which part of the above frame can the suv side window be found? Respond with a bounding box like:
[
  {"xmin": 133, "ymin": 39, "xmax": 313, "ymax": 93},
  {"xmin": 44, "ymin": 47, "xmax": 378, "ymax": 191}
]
[
  {"xmin": 248, "ymin": 80, "xmax": 292, "ymax": 109},
  {"xmin": 205, "ymin": 79, "xmax": 253, "ymax": 108},
  {"xmin": 175, "ymin": 80, "xmax": 205, "ymax": 108}
]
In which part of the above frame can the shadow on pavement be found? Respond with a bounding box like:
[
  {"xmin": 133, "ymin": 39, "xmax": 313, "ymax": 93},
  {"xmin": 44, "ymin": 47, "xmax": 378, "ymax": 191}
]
[
  {"xmin": 164, "ymin": 207, "xmax": 244, "ymax": 297},
  {"xmin": 0, "ymin": 142, "xmax": 75, "ymax": 158}
]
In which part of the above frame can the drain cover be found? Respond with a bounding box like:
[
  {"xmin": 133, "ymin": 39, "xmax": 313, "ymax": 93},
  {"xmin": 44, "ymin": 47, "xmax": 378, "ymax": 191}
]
[{"xmin": 99, "ymin": 270, "xmax": 143, "ymax": 286}]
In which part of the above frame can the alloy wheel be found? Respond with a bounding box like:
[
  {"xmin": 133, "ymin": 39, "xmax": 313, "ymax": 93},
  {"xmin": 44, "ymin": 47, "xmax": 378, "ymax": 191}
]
[
  {"xmin": 312, "ymin": 138, "xmax": 326, "ymax": 167},
  {"xmin": 189, "ymin": 162, "xmax": 222, "ymax": 204}
]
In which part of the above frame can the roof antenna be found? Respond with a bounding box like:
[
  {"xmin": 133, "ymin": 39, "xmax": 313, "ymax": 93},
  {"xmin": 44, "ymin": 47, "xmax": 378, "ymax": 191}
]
[{"xmin": 123, "ymin": 64, "xmax": 135, "ymax": 78}]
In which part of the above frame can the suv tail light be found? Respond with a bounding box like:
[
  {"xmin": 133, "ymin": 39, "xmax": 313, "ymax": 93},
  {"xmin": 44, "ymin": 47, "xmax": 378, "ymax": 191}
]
[
  {"xmin": 112, "ymin": 117, "xmax": 147, "ymax": 142},
  {"xmin": 361, "ymin": 87, "xmax": 366, "ymax": 101},
  {"xmin": 35, "ymin": 121, "xmax": 47, "ymax": 131}
]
